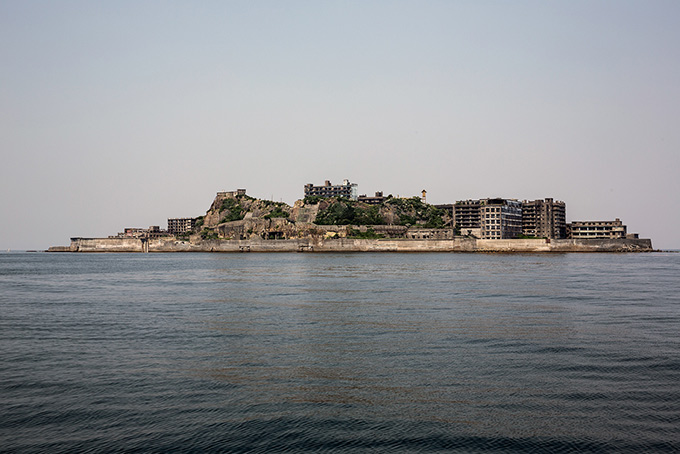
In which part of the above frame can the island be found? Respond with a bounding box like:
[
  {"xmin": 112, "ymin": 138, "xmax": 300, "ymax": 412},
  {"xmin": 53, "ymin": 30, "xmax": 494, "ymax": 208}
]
[{"xmin": 49, "ymin": 181, "xmax": 653, "ymax": 253}]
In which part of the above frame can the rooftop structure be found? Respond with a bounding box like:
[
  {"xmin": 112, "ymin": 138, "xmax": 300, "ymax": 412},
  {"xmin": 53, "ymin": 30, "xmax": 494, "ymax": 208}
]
[
  {"xmin": 217, "ymin": 189, "xmax": 247, "ymax": 198},
  {"xmin": 304, "ymin": 179, "xmax": 358, "ymax": 201},
  {"xmin": 358, "ymin": 191, "xmax": 386, "ymax": 204}
]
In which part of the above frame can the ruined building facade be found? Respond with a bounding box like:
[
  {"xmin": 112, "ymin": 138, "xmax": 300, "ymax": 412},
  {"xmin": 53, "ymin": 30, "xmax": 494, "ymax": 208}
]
[
  {"xmin": 454, "ymin": 198, "xmax": 522, "ymax": 239},
  {"xmin": 304, "ymin": 179, "xmax": 358, "ymax": 200},
  {"xmin": 168, "ymin": 218, "xmax": 196, "ymax": 235},
  {"xmin": 568, "ymin": 219, "xmax": 628, "ymax": 239},
  {"xmin": 454, "ymin": 197, "xmax": 567, "ymax": 239},
  {"xmin": 521, "ymin": 198, "xmax": 567, "ymax": 239}
]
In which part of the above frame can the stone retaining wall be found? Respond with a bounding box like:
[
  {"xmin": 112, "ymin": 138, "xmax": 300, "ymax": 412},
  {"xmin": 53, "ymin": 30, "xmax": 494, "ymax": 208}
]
[{"xmin": 59, "ymin": 236, "xmax": 653, "ymax": 253}]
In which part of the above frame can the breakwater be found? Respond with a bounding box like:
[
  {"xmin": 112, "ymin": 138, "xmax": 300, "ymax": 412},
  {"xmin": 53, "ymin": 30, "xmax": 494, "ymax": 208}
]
[{"xmin": 49, "ymin": 237, "xmax": 654, "ymax": 253}]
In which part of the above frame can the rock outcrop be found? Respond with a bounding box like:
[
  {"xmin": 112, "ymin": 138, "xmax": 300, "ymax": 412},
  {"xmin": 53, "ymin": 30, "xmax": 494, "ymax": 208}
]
[{"xmin": 195, "ymin": 192, "xmax": 453, "ymax": 241}]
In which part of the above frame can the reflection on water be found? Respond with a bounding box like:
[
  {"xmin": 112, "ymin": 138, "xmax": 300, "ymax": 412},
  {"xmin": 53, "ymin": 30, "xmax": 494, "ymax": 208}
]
[{"xmin": 1, "ymin": 252, "xmax": 679, "ymax": 452}]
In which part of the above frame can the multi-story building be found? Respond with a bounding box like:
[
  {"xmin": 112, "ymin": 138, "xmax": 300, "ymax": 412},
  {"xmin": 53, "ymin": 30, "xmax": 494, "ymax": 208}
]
[
  {"xmin": 146, "ymin": 226, "xmax": 168, "ymax": 238},
  {"xmin": 358, "ymin": 191, "xmax": 386, "ymax": 204},
  {"xmin": 454, "ymin": 198, "xmax": 522, "ymax": 239},
  {"xmin": 480, "ymin": 198, "xmax": 522, "ymax": 240},
  {"xmin": 116, "ymin": 226, "xmax": 168, "ymax": 239},
  {"xmin": 522, "ymin": 198, "xmax": 566, "ymax": 239},
  {"xmin": 568, "ymin": 219, "xmax": 627, "ymax": 239},
  {"xmin": 168, "ymin": 218, "xmax": 196, "ymax": 235},
  {"xmin": 304, "ymin": 179, "xmax": 358, "ymax": 201},
  {"xmin": 454, "ymin": 199, "xmax": 482, "ymax": 237}
]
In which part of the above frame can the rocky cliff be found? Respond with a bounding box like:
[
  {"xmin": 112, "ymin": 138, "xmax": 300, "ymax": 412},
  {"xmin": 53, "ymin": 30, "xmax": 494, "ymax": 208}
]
[{"xmin": 194, "ymin": 192, "xmax": 452, "ymax": 241}]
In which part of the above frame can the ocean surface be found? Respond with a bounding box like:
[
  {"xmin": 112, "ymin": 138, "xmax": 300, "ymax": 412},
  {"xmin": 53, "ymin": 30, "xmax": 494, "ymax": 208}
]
[{"xmin": 1, "ymin": 251, "xmax": 679, "ymax": 453}]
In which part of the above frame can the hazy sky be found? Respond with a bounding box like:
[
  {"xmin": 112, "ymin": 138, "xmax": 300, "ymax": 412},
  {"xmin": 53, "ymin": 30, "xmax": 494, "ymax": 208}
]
[{"xmin": 2, "ymin": 1, "xmax": 679, "ymax": 250}]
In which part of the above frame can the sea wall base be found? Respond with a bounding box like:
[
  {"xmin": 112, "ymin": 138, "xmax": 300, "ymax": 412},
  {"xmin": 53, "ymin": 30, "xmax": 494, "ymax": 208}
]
[{"xmin": 54, "ymin": 237, "xmax": 654, "ymax": 253}]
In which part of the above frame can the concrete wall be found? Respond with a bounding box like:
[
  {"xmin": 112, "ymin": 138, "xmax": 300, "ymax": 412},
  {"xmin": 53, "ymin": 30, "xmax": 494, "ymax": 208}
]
[
  {"xmin": 69, "ymin": 237, "xmax": 144, "ymax": 252},
  {"xmin": 550, "ymin": 238, "xmax": 653, "ymax": 252},
  {"xmin": 476, "ymin": 238, "xmax": 552, "ymax": 252},
  {"xmin": 63, "ymin": 236, "xmax": 653, "ymax": 253}
]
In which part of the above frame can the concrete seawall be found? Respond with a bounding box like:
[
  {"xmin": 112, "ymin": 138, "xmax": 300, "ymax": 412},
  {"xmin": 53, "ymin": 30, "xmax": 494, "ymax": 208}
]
[{"xmin": 52, "ymin": 237, "xmax": 654, "ymax": 253}]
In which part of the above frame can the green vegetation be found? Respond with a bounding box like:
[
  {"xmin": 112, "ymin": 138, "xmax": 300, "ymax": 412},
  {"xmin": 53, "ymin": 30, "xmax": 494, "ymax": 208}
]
[
  {"xmin": 219, "ymin": 198, "xmax": 245, "ymax": 223},
  {"xmin": 423, "ymin": 212, "xmax": 446, "ymax": 229},
  {"xmin": 220, "ymin": 198, "xmax": 241, "ymax": 212},
  {"xmin": 264, "ymin": 206, "xmax": 290, "ymax": 219},
  {"xmin": 315, "ymin": 199, "xmax": 385, "ymax": 226},
  {"xmin": 346, "ymin": 228, "xmax": 385, "ymax": 239},
  {"xmin": 200, "ymin": 228, "xmax": 218, "ymax": 240},
  {"xmin": 387, "ymin": 197, "xmax": 447, "ymax": 228},
  {"xmin": 311, "ymin": 196, "xmax": 449, "ymax": 228},
  {"xmin": 194, "ymin": 216, "xmax": 205, "ymax": 229},
  {"xmin": 398, "ymin": 214, "xmax": 416, "ymax": 226},
  {"xmin": 176, "ymin": 226, "xmax": 201, "ymax": 240},
  {"xmin": 303, "ymin": 195, "xmax": 323, "ymax": 204},
  {"xmin": 220, "ymin": 212, "xmax": 244, "ymax": 223},
  {"xmin": 262, "ymin": 199, "xmax": 288, "ymax": 207}
]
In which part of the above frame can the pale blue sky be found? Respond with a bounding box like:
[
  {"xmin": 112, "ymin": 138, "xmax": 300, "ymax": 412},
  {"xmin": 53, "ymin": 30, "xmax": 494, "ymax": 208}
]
[{"xmin": 2, "ymin": 1, "xmax": 679, "ymax": 249}]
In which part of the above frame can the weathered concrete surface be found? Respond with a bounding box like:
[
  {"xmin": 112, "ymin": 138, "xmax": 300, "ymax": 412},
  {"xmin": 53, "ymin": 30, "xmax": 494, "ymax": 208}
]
[
  {"xmin": 46, "ymin": 246, "xmax": 72, "ymax": 252},
  {"xmin": 64, "ymin": 237, "xmax": 145, "ymax": 252},
  {"xmin": 550, "ymin": 238, "xmax": 653, "ymax": 252},
  {"xmin": 476, "ymin": 239, "xmax": 552, "ymax": 252},
  {"xmin": 59, "ymin": 236, "xmax": 653, "ymax": 253}
]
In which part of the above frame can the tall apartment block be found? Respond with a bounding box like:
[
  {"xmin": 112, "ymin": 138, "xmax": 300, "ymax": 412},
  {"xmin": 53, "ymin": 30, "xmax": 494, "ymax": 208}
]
[
  {"xmin": 454, "ymin": 199, "xmax": 482, "ymax": 237},
  {"xmin": 454, "ymin": 198, "xmax": 522, "ymax": 239},
  {"xmin": 481, "ymin": 198, "xmax": 522, "ymax": 239},
  {"xmin": 304, "ymin": 179, "xmax": 358, "ymax": 201},
  {"xmin": 522, "ymin": 198, "xmax": 566, "ymax": 239},
  {"xmin": 168, "ymin": 218, "xmax": 196, "ymax": 235}
]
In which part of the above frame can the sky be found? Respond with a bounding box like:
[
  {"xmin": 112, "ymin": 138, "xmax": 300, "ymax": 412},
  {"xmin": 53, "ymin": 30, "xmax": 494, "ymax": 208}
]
[{"xmin": 1, "ymin": 0, "xmax": 679, "ymax": 250}]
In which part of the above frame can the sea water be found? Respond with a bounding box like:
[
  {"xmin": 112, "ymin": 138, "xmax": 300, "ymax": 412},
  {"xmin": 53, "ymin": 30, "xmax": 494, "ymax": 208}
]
[{"xmin": 1, "ymin": 252, "xmax": 679, "ymax": 453}]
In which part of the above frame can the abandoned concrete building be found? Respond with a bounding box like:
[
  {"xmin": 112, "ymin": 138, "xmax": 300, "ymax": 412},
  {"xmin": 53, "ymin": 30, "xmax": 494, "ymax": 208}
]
[
  {"xmin": 522, "ymin": 198, "xmax": 567, "ymax": 239},
  {"xmin": 304, "ymin": 179, "xmax": 358, "ymax": 200},
  {"xmin": 217, "ymin": 189, "xmax": 247, "ymax": 198},
  {"xmin": 567, "ymin": 219, "xmax": 629, "ymax": 239},
  {"xmin": 357, "ymin": 191, "xmax": 386, "ymax": 204},
  {"xmin": 454, "ymin": 198, "xmax": 523, "ymax": 239},
  {"xmin": 167, "ymin": 218, "xmax": 196, "ymax": 235},
  {"xmin": 455, "ymin": 198, "xmax": 565, "ymax": 239},
  {"xmin": 480, "ymin": 198, "xmax": 523, "ymax": 240},
  {"xmin": 453, "ymin": 199, "xmax": 483, "ymax": 237},
  {"xmin": 115, "ymin": 226, "xmax": 168, "ymax": 239}
]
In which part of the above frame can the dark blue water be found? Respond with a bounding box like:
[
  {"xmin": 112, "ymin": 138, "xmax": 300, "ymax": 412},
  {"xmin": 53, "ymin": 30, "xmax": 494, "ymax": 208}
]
[{"xmin": 1, "ymin": 252, "xmax": 679, "ymax": 453}]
